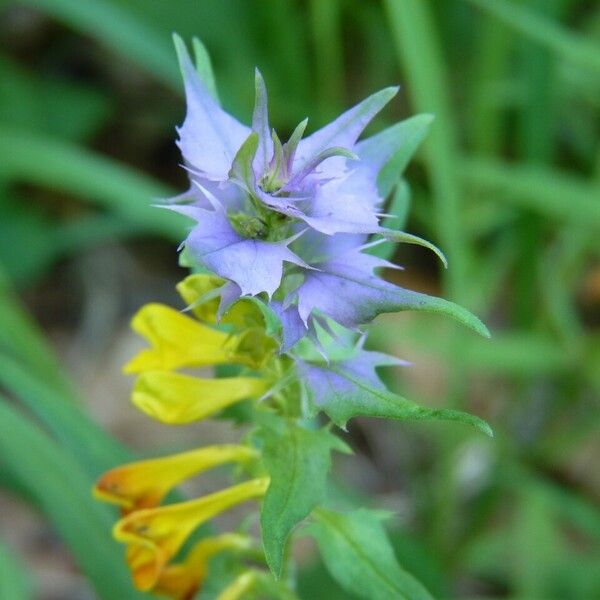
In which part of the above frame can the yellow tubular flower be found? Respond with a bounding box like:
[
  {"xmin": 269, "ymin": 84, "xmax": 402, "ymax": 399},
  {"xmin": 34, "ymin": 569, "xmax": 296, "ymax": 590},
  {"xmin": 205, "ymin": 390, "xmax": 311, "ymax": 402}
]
[
  {"xmin": 217, "ymin": 571, "xmax": 258, "ymax": 600},
  {"xmin": 113, "ymin": 477, "xmax": 270, "ymax": 591},
  {"xmin": 176, "ymin": 274, "xmax": 225, "ymax": 324},
  {"xmin": 123, "ymin": 304, "xmax": 242, "ymax": 374},
  {"xmin": 153, "ymin": 533, "xmax": 252, "ymax": 600},
  {"xmin": 131, "ymin": 371, "xmax": 269, "ymax": 424},
  {"xmin": 93, "ymin": 445, "xmax": 257, "ymax": 512},
  {"xmin": 177, "ymin": 274, "xmax": 266, "ymax": 330}
]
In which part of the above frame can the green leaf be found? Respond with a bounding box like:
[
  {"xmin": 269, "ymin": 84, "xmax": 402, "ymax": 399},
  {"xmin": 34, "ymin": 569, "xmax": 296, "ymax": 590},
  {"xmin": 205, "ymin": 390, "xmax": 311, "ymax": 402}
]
[
  {"xmin": 192, "ymin": 37, "xmax": 219, "ymax": 102},
  {"xmin": 360, "ymin": 113, "xmax": 433, "ymax": 200},
  {"xmin": 466, "ymin": 0, "xmax": 600, "ymax": 74},
  {"xmin": 301, "ymin": 349, "xmax": 492, "ymax": 435},
  {"xmin": 381, "ymin": 229, "xmax": 447, "ymax": 268},
  {"xmin": 306, "ymin": 508, "xmax": 433, "ymax": 600},
  {"xmin": 0, "ymin": 353, "xmax": 131, "ymax": 476},
  {"xmin": 173, "ymin": 33, "xmax": 220, "ymax": 103},
  {"xmin": 258, "ymin": 419, "xmax": 349, "ymax": 578},
  {"xmin": 0, "ymin": 398, "xmax": 147, "ymax": 600},
  {"xmin": 385, "ymin": 288, "xmax": 489, "ymax": 338},
  {"xmin": 0, "ymin": 540, "xmax": 33, "ymax": 600},
  {"xmin": 0, "ymin": 269, "xmax": 74, "ymax": 397},
  {"xmin": 229, "ymin": 132, "xmax": 259, "ymax": 191}
]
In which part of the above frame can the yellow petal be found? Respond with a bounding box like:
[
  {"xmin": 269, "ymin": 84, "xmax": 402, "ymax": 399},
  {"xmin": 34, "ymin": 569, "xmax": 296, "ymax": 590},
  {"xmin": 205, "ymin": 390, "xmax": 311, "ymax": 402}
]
[
  {"xmin": 153, "ymin": 533, "xmax": 251, "ymax": 600},
  {"xmin": 132, "ymin": 371, "xmax": 269, "ymax": 424},
  {"xmin": 113, "ymin": 478, "xmax": 269, "ymax": 591},
  {"xmin": 93, "ymin": 445, "xmax": 257, "ymax": 511},
  {"xmin": 177, "ymin": 274, "xmax": 269, "ymax": 331},
  {"xmin": 123, "ymin": 304, "xmax": 240, "ymax": 373},
  {"xmin": 176, "ymin": 274, "xmax": 224, "ymax": 324},
  {"xmin": 217, "ymin": 571, "xmax": 258, "ymax": 600}
]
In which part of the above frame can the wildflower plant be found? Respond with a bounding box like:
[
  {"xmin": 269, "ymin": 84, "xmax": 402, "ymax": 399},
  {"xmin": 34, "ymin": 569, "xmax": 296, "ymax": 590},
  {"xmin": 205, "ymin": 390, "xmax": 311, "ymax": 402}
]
[{"xmin": 94, "ymin": 35, "xmax": 491, "ymax": 600}]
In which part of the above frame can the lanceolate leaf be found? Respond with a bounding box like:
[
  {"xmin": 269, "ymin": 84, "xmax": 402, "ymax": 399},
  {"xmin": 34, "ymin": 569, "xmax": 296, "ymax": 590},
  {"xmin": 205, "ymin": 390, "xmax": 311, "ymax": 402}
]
[
  {"xmin": 306, "ymin": 508, "xmax": 433, "ymax": 600},
  {"xmin": 257, "ymin": 419, "xmax": 350, "ymax": 578},
  {"xmin": 382, "ymin": 229, "xmax": 448, "ymax": 268},
  {"xmin": 369, "ymin": 180, "xmax": 412, "ymax": 260},
  {"xmin": 0, "ymin": 398, "xmax": 147, "ymax": 600},
  {"xmin": 229, "ymin": 132, "xmax": 260, "ymax": 191},
  {"xmin": 357, "ymin": 113, "xmax": 434, "ymax": 199},
  {"xmin": 300, "ymin": 348, "xmax": 492, "ymax": 435},
  {"xmin": 297, "ymin": 254, "xmax": 490, "ymax": 338}
]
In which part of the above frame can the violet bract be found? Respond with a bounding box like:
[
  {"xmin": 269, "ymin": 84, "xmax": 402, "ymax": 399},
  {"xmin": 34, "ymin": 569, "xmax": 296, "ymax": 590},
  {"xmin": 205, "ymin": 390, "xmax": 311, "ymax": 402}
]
[{"xmin": 166, "ymin": 35, "xmax": 485, "ymax": 351}]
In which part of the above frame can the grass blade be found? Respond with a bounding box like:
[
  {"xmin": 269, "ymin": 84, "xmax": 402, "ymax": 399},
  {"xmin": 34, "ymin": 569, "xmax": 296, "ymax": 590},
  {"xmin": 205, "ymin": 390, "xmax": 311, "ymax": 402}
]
[
  {"xmin": 466, "ymin": 0, "xmax": 600, "ymax": 74},
  {"xmin": 0, "ymin": 398, "xmax": 146, "ymax": 600},
  {"xmin": 460, "ymin": 157, "xmax": 600, "ymax": 227},
  {"xmin": 20, "ymin": 0, "xmax": 179, "ymax": 90},
  {"xmin": 0, "ymin": 129, "xmax": 184, "ymax": 240},
  {"xmin": 0, "ymin": 540, "xmax": 33, "ymax": 600},
  {"xmin": 0, "ymin": 353, "xmax": 131, "ymax": 476},
  {"xmin": 383, "ymin": 0, "xmax": 467, "ymax": 302}
]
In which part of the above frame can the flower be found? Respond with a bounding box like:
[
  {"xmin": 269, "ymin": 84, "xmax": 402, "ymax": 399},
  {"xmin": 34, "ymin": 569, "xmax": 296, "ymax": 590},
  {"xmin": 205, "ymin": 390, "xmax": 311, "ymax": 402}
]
[
  {"xmin": 124, "ymin": 292, "xmax": 276, "ymax": 424},
  {"xmin": 166, "ymin": 36, "xmax": 452, "ymax": 349},
  {"xmin": 131, "ymin": 371, "xmax": 269, "ymax": 425},
  {"xmin": 153, "ymin": 534, "xmax": 252, "ymax": 600},
  {"xmin": 113, "ymin": 477, "xmax": 269, "ymax": 591},
  {"xmin": 93, "ymin": 445, "xmax": 257, "ymax": 512}
]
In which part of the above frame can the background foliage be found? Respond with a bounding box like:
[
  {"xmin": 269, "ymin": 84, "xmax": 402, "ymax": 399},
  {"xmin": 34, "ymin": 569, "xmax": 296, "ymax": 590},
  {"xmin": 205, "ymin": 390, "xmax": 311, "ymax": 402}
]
[{"xmin": 0, "ymin": 0, "xmax": 598, "ymax": 598}]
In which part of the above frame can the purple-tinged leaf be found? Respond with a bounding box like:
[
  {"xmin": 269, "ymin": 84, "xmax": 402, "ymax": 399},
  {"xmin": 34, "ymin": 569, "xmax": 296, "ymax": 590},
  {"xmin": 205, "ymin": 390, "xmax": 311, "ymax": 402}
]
[
  {"xmin": 174, "ymin": 35, "xmax": 250, "ymax": 180},
  {"xmin": 299, "ymin": 348, "xmax": 492, "ymax": 434},
  {"xmin": 356, "ymin": 113, "xmax": 434, "ymax": 199},
  {"xmin": 294, "ymin": 249, "xmax": 489, "ymax": 337},
  {"xmin": 293, "ymin": 87, "xmax": 398, "ymax": 174},
  {"xmin": 252, "ymin": 70, "xmax": 274, "ymax": 176}
]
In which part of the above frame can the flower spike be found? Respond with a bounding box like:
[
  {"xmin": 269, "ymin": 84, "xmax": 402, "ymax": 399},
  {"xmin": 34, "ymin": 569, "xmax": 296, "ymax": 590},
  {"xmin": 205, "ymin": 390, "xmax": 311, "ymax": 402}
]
[
  {"xmin": 114, "ymin": 478, "xmax": 269, "ymax": 591},
  {"xmin": 94, "ymin": 445, "xmax": 257, "ymax": 512}
]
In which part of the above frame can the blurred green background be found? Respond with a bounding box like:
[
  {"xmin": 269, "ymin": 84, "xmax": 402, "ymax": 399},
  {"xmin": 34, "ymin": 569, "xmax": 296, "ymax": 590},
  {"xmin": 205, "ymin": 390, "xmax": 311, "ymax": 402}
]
[{"xmin": 0, "ymin": 0, "xmax": 599, "ymax": 598}]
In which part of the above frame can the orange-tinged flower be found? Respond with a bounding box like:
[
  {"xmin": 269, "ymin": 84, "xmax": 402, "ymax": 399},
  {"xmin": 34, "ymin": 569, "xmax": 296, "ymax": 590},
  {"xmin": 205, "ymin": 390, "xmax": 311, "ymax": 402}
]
[
  {"xmin": 123, "ymin": 304, "xmax": 241, "ymax": 374},
  {"xmin": 93, "ymin": 445, "xmax": 257, "ymax": 512},
  {"xmin": 131, "ymin": 370, "xmax": 269, "ymax": 424},
  {"xmin": 153, "ymin": 533, "xmax": 251, "ymax": 600},
  {"xmin": 113, "ymin": 477, "xmax": 269, "ymax": 591}
]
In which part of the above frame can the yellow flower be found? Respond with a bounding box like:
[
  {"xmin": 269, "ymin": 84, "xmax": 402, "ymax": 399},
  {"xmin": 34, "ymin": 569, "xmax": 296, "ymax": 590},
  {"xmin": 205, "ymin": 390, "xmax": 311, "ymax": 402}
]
[
  {"xmin": 124, "ymin": 304, "xmax": 242, "ymax": 374},
  {"xmin": 177, "ymin": 274, "xmax": 270, "ymax": 331},
  {"xmin": 175, "ymin": 273, "xmax": 226, "ymax": 324},
  {"xmin": 154, "ymin": 533, "xmax": 251, "ymax": 600},
  {"xmin": 131, "ymin": 370, "xmax": 269, "ymax": 424},
  {"xmin": 93, "ymin": 445, "xmax": 257, "ymax": 512},
  {"xmin": 113, "ymin": 478, "xmax": 269, "ymax": 591}
]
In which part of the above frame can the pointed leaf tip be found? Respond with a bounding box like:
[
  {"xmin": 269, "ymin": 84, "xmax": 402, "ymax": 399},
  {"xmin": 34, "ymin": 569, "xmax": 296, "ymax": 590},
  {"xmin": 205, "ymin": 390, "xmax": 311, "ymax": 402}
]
[{"xmin": 382, "ymin": 229, "xmax": 448, "ymax": 268}]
